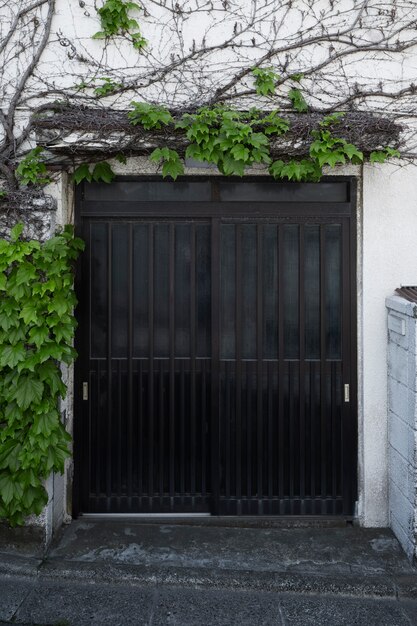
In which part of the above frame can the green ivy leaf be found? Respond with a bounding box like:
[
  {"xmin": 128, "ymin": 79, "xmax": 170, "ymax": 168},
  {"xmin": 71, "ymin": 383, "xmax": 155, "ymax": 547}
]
[
  {"xmin": 252, "ymin": 67, "xmax": 278, "ymax": 97},
  {"xmin": 319, "ymin": 112, "xmax": 346, "ymax": 127},
  {"xmin": 15, "ymin": 262, "xmax": 37, "ymax": 285},
  {"xmin": 384, "ymin": 147, "xmax": 400, "ymax": 158},
  {"xmin": 14, "ymin": 376, "xmax": 44, "ymax": 410},
  {"xmin": 31, "ymin": 411, "xmax": 58, "ymax": 437},
  {"xmin": 288, "ymin": 88, "xmax": 308, "ymax": 113},
  {"xmin": 73, "ymin": 164, "xmax": 92, "ymax": 185},
  {"xmin": 20, "ymin": 303, "xmax": 39, "ymax": 325},
  {"xmin": 0, "ymin": 343, "xmax": 26, "ymax": 368},
  {"xmin": 0, "ymin": 474, "xmax": 15, "ymax": 506},
  {"xmin": 370, "ymin": 147, "xmax": 400, "ymax": 163},
  {"xmin": 48, "ymin": 293, "xmax": 70, "ymax": 316},
  {"xmin": 131, "ymin": 32, "xmax": 147, "ymax": 49},
  {"xmin": 5, "ymin": 402, "xmax": 23, "ymax": 425},
  {"xmin": 343, "ymin": 143, "xmax": 363, "ymax": 163},
  {"xmin": 28, "ymin": 326, "xmax": 50, "ymax": 348},
  {"xmin": 230, "ymin": 144, "xmax": 250, "ymax": 162},
  {"xmin": 369, "ymin": 151, "xmax": 386, "ymax": 163},
  {"xmin": 317, "ymin": 150, "xmax": 346, "ymax": 167},
  {"xmin": 16, "ymin": 147, "xmax": 52, "ymax": 187},
  {"xmin": 269, "ymin": 158, "xmax": 321, "ymax": 182},
  {"xmin": 94, "ymin": 0, "xmax": 146, "ymax": 51},
  {"xmin": 93, "ymin": 77, "xmax": 123, "ymax": 96},
  {"xmin": 0, "ymin": 440, "xmax": 22, "ymax": 472},
  {"xmin": 10, "ymin": 224, "xmax": 24, "ymax": 242},
  {"xmin": 150, "ymin": 148, "xmax": 184, "ymax": 180},
  {"xmin": 220, "ymin": 154, "xmax": 246, "ymax": 176},
  {"xmin": 53, "ymin": 324, "xmax": 74, "ymax": 345},
  {"xmin": 7, "ymin": 326, "xmax": 26, "ymax": 345},
  {"xmin": 0, "ymin": 311, "xmax": 20, "ymax": 332},
  {"xmin": 263, "ymin": 111, "xmax": 290, "ymax": 136},
  {"xmin": 161, "ymin": 159, "xmax": 184, "ymax": 180},
  {"xmin": 92, "ymin": 161, "xmax": 116, "ymax": 184},
  {"xmin": 38, "ymin": 361, "xmax": 66, "ymax": 396},
  {"xmin": 128, "ymin": 102, "xmax": 173, "ymax": 130},
  {"xmin": 115, "ymin": 153, "xmax": 127, "ymax": 164}
]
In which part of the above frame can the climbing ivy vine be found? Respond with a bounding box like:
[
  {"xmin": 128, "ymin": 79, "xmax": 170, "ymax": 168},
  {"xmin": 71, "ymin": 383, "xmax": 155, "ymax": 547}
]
[
  {"xmin": 73, "ymin": 104, "xmax": 399, "ymax": 185},
  {"xmin": 15, "ymin": 148, "xmax": 52, "ymax": 188},
  {"xmin": 93, "ymin": 0, "xmax": 147, "ymax": 50},
  {"xmin": 72, "ymin": 70, "xmax": 400, "ymax": 185},
  {"xmin": 0, "ymin": 225, "xmax": 84, "ymax": 526}
]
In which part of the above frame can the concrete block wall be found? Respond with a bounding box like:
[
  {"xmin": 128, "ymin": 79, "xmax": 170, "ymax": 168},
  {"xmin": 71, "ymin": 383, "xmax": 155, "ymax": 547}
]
[{"xmin": 386, "ymin": 295, "xmax": 417, "ymax": 562}]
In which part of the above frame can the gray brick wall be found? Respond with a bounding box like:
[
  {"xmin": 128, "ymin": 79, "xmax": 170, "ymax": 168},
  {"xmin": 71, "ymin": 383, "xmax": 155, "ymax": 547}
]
[{"xmin": 386, "ymin": 295, "xmax": 417, "ymax": 562}]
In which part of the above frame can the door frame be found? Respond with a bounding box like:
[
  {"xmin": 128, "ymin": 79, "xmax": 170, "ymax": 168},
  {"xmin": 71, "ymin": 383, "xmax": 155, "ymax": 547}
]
[{"xmin": 72, "ymin": 175, "xmax": 358, "ymax": 518}]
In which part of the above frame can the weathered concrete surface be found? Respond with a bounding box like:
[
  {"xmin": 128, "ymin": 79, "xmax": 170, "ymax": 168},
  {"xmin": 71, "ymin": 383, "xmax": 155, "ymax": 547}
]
[
  {"xmin": 0, "ymin": 523, "xmax": 46, "ymax": 559},
  {"xmin": 0, "ymin": 579, "xmax": 35, "ymax": 622},
  {"xmin": 47, "ymin": 521, "xmax": 413, "ymax": 577},
  {"xmin": 1, "ymin": 521, "xmax": 417, "ymax": 624},
  {"xmin": 0, "ymin": 579, "xmax": 416, "ymax": 625}
]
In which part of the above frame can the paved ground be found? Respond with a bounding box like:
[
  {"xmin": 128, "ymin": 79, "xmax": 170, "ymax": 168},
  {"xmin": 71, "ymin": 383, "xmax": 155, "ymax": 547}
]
[{"xmin": 1, "ymin": 520, "xmax": 417, "ymax": 625}]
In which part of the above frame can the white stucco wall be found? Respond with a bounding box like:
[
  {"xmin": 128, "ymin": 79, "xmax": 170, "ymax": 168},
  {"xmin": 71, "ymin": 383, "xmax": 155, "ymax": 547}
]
[{"xmin": 360, "ymin": 161, "xmax": 417, "ymax": 527}]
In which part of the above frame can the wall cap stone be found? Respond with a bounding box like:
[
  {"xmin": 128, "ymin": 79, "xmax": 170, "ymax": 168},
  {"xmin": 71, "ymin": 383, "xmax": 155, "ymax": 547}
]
[{"xmin": 386, "ymin": 295, "xmax": 417, "ymax": 318}]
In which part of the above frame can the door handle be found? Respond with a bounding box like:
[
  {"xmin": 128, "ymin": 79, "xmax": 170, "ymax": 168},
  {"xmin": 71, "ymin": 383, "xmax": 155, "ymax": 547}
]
[
  {"xmin": 344, "ymin": 384, "xmax": 350, "ymax": 403},
  {"xmin": 82, "ymin": 382, "xmax": 88, "ymax": 401}
]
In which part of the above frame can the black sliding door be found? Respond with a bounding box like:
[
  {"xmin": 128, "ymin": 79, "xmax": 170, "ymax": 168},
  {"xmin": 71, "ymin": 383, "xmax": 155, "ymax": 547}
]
[{"xmin": 74, "ymin": 178, "xmax": 357, "ymax": 517}]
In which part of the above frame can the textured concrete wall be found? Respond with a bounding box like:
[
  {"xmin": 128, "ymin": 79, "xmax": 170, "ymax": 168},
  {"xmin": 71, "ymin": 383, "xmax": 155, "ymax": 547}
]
[{"xmin": 386, "ymin": 295, "xmax": 417, "ymax": 562}]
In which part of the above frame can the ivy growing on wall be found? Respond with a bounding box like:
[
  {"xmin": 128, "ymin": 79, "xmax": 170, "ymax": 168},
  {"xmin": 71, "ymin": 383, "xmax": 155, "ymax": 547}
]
[
  {"xmin": 0, "ymin": 225, "xmax": 84, "ymax": 526},
  {"xmin": 70, "ymin": 70, "xmax": 400, "ymax": 185},
  {"xmin": 15, "ymin": 148, "xmax": 52, "ymax": 188},
  {"xmin": 93, "ymin": 0, "xmax": 147, "ymax": 50},
  {"xmin": 73, "ymin": 95, "xmax": 400, "ymax": 184}
]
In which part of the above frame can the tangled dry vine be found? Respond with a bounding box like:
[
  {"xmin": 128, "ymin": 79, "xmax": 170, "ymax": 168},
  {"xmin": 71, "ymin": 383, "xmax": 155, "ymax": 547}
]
[{"xmin": 0, "ymin": 0, "xmax": 416, "ymax": 234}]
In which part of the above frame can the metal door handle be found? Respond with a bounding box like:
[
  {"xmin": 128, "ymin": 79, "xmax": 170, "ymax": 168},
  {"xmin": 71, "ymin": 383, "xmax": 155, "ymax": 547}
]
[{"xmin": 344, "ymin": 384, "xmax": 350, "ymax": 403}]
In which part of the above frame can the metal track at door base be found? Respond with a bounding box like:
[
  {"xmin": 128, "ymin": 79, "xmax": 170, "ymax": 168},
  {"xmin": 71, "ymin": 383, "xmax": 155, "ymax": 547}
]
[{"xmin": 80, "ymin": 513, "xmax": 355, "ymax": 528}]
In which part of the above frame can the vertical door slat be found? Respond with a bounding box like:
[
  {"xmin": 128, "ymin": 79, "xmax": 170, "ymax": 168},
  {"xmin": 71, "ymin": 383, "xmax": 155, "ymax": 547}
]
[
  {"xmin": 320, "ymin": 224, "xmax": 327, "ymax": 508},
  {"xmin": 278, "ymin": 224, "xmax": 285, "ymax": 503},
  {"xmin": 106, "ymin": 223, "xmax": 112, "ymax": 509},
  {"xmin": 117, "ymin": 359, "xmax": 122, "ymax": 506},
  {"xmin": 257, "ymin": 224, "xmax": 263, "ymax": 512},
  {"xmin": 169, "ymin": 223, "xmax": 175, "ymax": 505},
  {"xmin": 148, "ymin": 224, "xmax": 154, "ymax": 503},
  {"xmin": 127, "ymin": 223, "xmax": 133, "ymax": 503},
  {"xmin": 211, "ymin": 218, "xmax": 221, "ymax": 514},
  {"xmin": 235, "ymin": 224, "xmax": 242, "ymax": 510},
  {"xmin": 299, "ymin": 224, "xmax": 306, "ymax": 509},
  {"xmin": 138, "ymin": 359, "xmax": 143, "ymax": 498},
  {"xmin": 190, "ymin": 224, "xmax": 197, "ymax": 500}
]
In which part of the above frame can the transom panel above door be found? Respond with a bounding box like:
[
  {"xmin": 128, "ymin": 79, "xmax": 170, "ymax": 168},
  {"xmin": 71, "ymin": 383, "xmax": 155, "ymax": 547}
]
[{"xmin": 74, "ymin": 178, "xmax": 357, "ymax": 517}]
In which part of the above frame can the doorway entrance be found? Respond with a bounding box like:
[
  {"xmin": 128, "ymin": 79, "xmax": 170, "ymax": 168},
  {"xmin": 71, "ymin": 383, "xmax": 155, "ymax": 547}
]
[{"xmin": 74, "ymin": 177, "xmax": 357, "ymax": 516}]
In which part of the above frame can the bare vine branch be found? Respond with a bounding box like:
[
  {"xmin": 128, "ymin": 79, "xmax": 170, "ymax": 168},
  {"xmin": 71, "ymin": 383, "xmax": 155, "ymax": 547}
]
[{"xmin": 0, "ymin": 0, "xmax": 416, "ymax": 232}]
